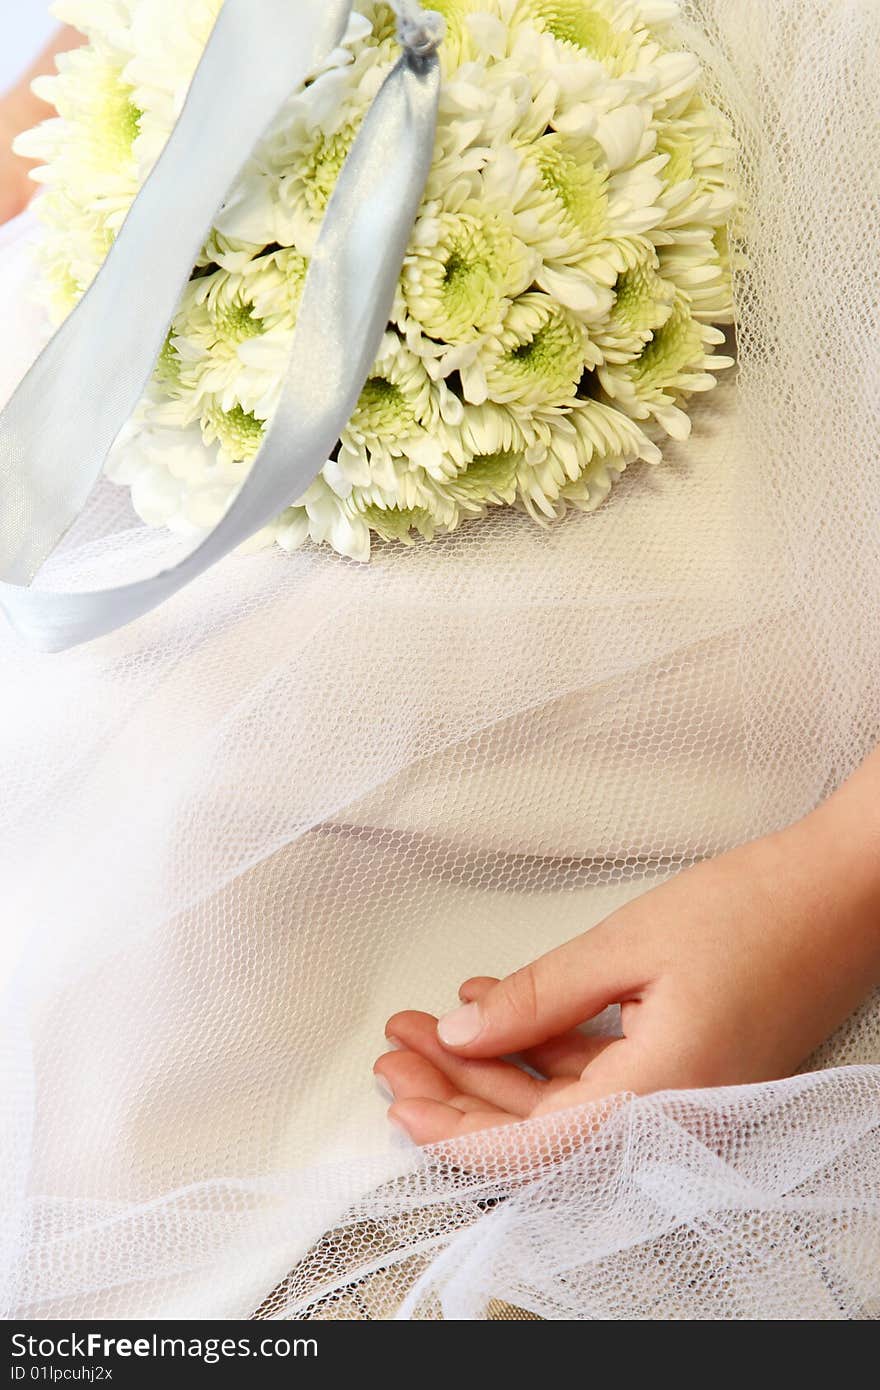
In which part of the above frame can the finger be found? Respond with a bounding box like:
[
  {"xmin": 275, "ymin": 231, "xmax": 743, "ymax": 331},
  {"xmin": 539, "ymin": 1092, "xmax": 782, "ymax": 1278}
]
[
  {"xmin": 386, "ymin": 1010, "xmax": 543, "ymax": 1117},
  {"xmin": 458, "ymin": 977, "xmax": 498, "ymax": 1002},
  {"xmin": 374, "ymin": 1049, "xmax": 457, "ymax": 1104},
  {"xmin": 532, "ymin": 1039, "xmax": 675, "ymax": 1116},
  {"xmin": 458, "ymin": 977, "xmax": 614, "ymax": 1079},
  {"xmin": 437, "ymin": 924, "xmax": 641, "ymax": 1059},
  {"xmin": 376, "ymin": 1050, "xmax": 509, "ymax": 1120},
  {"xmin": 389, "ymin": 1098, "xmax": 517, "ymax": 1145},
  {"xmin": 523, "ymin": 1033, "xmax": 615, "ymax": 1080}
]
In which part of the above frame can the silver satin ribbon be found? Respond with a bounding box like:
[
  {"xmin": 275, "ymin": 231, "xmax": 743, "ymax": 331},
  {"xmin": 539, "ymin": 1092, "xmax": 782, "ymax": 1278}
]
[{"xmin": 0, "ymin": 0, "xmax": 442, "ymax": 652}]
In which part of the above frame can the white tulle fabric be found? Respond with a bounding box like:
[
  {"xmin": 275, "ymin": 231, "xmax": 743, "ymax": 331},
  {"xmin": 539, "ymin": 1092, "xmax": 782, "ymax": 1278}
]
[{"xmin": 1, "ymin": 0, "xmax": 879, "ymax": 1320}]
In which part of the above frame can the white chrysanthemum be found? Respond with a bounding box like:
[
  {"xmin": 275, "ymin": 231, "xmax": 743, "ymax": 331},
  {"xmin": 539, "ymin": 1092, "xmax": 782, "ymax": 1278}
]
[
  {"xmin": 508, "ymin": 0, "xmax": 646, "ymax": 74},
  {"xmin": 403, "ymin": 197, "xmax": 538, "ymax": 348},
  {"xmin": 215, "ymin": 35, "xmax": 395, "ymax": 254},
  {"xmin": 463, "ymin": 293, "xmax": 598, "ymax": 407},
  {"xmin": 655, "ymin": 103, "xmax": 737, "ymax": 236},
  {"xmin": 593, "ymin": 250, "xmax": 675, "ymax": 362},
  {"xmin": 481, "ymin": 135, "xmax": 665, "ymax": 316},
  {"xmin": 659, "ymin": 227, "xmax": 734, "ymax": 324},
  {"xmin": 24, "ymin": 0, "xmax": 736, "ymax": 559},
  {"xmin": 516, "ymin": 397, "xmax": 662, "ymax": 519},
  {"xmin": 159, "ymin": 247, "xmax": 310, "ymax": 428},
  {"xmin": 331, "ymin": 332, "xmax": 466, "ymax": 491},
  {"xmin": 599, "ymin": 291, "xmax": 734, "ymax": 438}
]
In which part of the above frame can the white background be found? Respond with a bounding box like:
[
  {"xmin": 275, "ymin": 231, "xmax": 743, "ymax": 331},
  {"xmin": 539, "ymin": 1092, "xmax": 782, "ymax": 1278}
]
[{"xmin": 1, "ymin": 1, "xmax": 57, "ymax": 93}]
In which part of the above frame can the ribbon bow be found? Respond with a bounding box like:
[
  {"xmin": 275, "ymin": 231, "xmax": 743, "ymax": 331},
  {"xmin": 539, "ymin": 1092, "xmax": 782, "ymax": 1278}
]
[{"xmin": 0, "ymin": 1, "xmax": 443, "ymax": 651}]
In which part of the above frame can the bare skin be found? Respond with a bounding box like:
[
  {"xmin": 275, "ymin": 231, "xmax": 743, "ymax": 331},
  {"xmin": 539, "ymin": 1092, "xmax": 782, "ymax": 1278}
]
[
  {"xmin": 0, "ymin": 25, "xmax": 83, "ymax": 225},
  {"xmin": 376, "ymin": 747, "xmax": 880, "ymax": 1144}
]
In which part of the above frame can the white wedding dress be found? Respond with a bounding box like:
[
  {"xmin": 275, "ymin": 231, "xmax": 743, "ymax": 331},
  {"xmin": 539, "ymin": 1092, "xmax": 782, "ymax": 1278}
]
[{"xmin": 1, "ymin": 0, "xmax": 879, "ymax": 1321}]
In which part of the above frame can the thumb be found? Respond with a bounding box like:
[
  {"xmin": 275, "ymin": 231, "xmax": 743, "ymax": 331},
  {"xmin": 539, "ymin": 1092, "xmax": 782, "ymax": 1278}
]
[{"xmin": 436, "ymin": 924, "xmax": 637, "ymax": 1058}]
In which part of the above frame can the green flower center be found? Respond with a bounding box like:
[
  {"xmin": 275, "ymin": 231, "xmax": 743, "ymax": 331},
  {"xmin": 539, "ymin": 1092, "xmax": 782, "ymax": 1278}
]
[
  {"xmin": 406, "ymin": 212, "xmax": 532, "ymax": 344},
  {"xmin": 302, "ymin": 121, "xmax": 361, "ymax": 217},
  {"xmin": 533, "ymin": 138, "xmax": 608, "ymax": 243},
  {"xmin": 613, "ymin": 262, "xmax": 673, "ymax": 337},
  {"xmin": 369, "ymin": 4, "xmax": 400, "ymax": 43},
  {"xmin": 444, "ymin": 250, "xmax": 470, "ymax": 289},
  {"xmin": 362, "ymin": 505, "xmax": 435, "ymax": 542},
  {"xmin": 87, "ymin": 71, "xmax": 142, "ymax": 167},
  {"xmin": 489, "ymin": 301, "xmax": 588, "ymax": 406},
  {"xmin": 354, "ymin": 376, "xmax": 418, "ymax": 438},
  {"xmin": 632, "ymin": 299, "xmax": 703, "ymax": 389},
  {"xmin": 657, "ymin": 132, "xmax": 695, "ymax": 187},
  {"xmin": 440, "ymin": 221, "xmax": 504, "ymax": 336},
  {"xmin": 208, "ymin": 404, "xmax": 265, "ymax": 461},
  {"xmin": 120, "ymin": 100, "xmax": 142, "ymax": 145},
  {"xmin": 158, "ymin": 333, "xmax": 181, "ymax": 385},
  {"xmin": 511, "ymin": 319, "xmax": 572, "ymax": 371},
  {"xmin": 455, "ymin": 450, "xmax": 520, "ymax": 500},
  {"xmin": 214, "ymin": 300, "xmax": 263, "ymax": 343},
  {"xmin": 525, "ymin": 1, "xmax": 632, "ymax": 67},
  {"xmin": 713, "ymin": 223, "xmax": 730, "ymax": 263}
]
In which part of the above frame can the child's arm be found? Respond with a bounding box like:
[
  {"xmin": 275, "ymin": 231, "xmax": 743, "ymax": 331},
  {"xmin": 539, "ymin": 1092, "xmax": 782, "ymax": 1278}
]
[
  {"xmin": 377, "ymin": 746, "xmax": 880, "ymax": 1143},
  {"xmin": 0, "ymin": 25, "xmax": 83, "ymax": 224}
]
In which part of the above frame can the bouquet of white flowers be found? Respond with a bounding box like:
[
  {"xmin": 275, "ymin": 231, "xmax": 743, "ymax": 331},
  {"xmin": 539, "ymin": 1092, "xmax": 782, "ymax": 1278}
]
[{"xmin": 19, "ymin": 0, "xmax": 735, "ymax": 559}]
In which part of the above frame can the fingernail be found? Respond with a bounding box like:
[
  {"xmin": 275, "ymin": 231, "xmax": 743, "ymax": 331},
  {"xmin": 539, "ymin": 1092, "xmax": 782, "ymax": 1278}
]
[
  {"xmin": 388, "ymin": 1113, "xmax": 411, "ymax": 1139},
  {"xmin": 374, "ymin": 1075, "xmax": 394, "ymax": 1102},
  {"xmin": 437, "ymin": 1001, "xmax": 483, "ymax": 1048}
]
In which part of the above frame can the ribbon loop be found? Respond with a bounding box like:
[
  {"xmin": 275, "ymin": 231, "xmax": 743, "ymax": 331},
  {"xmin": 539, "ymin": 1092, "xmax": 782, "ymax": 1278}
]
[{"xmin": 394, "ymin": 4, "xmax": 447, "ymax": 59}]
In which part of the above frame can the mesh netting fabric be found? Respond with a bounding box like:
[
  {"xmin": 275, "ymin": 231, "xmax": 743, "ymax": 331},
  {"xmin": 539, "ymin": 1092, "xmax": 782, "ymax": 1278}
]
[{"xmin": 1, "ymin": 0, "xmax": 879, "ymax": 1320}]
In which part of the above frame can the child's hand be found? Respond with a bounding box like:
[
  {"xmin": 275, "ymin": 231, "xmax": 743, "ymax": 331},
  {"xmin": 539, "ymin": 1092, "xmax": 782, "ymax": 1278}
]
[
  {"xmin": 0, "ymin": 103, "xmax": 37, "ymax": 224},
  {"xmin": 376, "ymin": 754, "xmax": 880, "ymax": 1144},
  {"xmin": 0, "ymin": 26, "xmax": 84, "ymax": 226}
]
